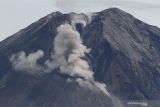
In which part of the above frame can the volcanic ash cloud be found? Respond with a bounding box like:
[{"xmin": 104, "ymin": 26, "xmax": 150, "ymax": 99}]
[{"xmin": 45, "ymin": 24, "xmax": 110, "ymax": 96}]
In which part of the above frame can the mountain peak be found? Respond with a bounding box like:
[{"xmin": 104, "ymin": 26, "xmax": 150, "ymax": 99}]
[{"xmin": 102, "ymin": 7, "xmax": 123, "ymax": 12}]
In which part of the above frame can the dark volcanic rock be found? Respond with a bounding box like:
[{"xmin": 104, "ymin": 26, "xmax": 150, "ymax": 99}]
[
  {"xmin": 84, "ymin": 8, "xmax": 160, "ymax": 100},
  {"xmin": 0, "ymin": 73, "xmax": 113, "ymax": 107},
  {"xmin": 0, "ymin": 8, "xmax": 160, "ymax": 107}
]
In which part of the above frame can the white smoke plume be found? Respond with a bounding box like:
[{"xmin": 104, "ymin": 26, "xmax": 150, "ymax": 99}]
[
  {"xmin": 45, "ymin": 24, "xmax": 93, "ymax": 78},
  {"xmin": 45, "ymin": 24, "xmax": 110, "ymax": 96},
  {"xmin": 10, "ymin": 50, "xmax": 44, "ymax": 74}
]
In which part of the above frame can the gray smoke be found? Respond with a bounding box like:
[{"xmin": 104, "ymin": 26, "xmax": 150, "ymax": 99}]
[
  {"xmin": 45, "ymin": 24, "xmax": 110, "ymax": 96},
  {"xmin": 45, "ymin": 24, "xmax": 93, "ymax": 79},
  {"xmin": 10, "ymin": 50, "xmax": 44, "ymax": 74}
]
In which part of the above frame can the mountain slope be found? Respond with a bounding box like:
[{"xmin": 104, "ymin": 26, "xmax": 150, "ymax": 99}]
[
  {"xmin": 83, "ymin": 8, "xmax": 160, "ymax": 100},
  {"xmin": 0, "ymin": 8, "xmax": 160, "ymax": 107},
  {"xmin": 0, "ymin": 10, "xmax": 115, "ymax": 107}
]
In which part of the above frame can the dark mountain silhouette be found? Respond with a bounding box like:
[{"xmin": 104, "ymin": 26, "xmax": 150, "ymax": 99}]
[{"xmin": 0, "ymin": 8, "xmax": 160, "ymax": 107}]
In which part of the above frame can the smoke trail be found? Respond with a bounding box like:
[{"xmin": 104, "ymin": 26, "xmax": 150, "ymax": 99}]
[
  {"xmin": 45, "ymin": 24, "xmax": 92, "ymax": 78},
  {"xmin": 10, "ymin": 50, "xmax": 44, "ymax": 74},
  {"xmin": 45, "ymin": 24, "xmax": 111, "ymax": 96}
]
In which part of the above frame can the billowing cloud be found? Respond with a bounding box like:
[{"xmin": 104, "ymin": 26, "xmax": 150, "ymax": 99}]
[
  {"xmin": 44, "ymin": 24, "xmax": 111, "ymax": 96},
  {"xmin": 45, "ymin": 24, "xmax": 93, "ymax": 79}
]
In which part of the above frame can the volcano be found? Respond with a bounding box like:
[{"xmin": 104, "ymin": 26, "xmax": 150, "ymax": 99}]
[{"xmin": 0, "ymin": 8, "xmax": 160, "ymax": 107}]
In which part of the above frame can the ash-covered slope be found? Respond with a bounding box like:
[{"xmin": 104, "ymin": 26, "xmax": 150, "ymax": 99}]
[{"xmin": 0, "ymin": 8, "xmax": 160, "ymax": 107}]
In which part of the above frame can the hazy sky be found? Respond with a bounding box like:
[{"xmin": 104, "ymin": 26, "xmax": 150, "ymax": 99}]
[{"xmin": 0, "ymin": 0, "xmax": 160, "ymax": 41}]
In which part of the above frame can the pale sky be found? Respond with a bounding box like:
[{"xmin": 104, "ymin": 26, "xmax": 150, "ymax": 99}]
[{"xmin": 0, "ymin": 0, "xmax": 160, "ymax": 41}]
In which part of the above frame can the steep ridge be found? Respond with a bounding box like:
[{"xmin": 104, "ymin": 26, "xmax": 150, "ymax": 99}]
[{"xmin": 83, "ymin": 8, "xmax": 160, "ymax": 100}]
